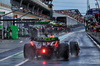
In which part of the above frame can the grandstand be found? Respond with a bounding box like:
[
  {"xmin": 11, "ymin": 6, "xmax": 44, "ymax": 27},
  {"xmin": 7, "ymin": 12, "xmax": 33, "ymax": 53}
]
[
  {"xmin": 86, "ymin": 8, "xmax": 100, "ymax": 24},
  {"xmin": 54, "ymin": 9, "xmax": 84, "ymax": 24},
  {"xmin": 11, "ymin": 0, "xmax": 53, "ymax": 20}
]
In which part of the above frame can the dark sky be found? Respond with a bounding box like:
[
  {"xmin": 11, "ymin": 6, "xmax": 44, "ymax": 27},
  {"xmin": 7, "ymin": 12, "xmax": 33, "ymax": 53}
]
[{"xmin": 53, "ymin": 0, "xmax": 99, "ymax": 15}]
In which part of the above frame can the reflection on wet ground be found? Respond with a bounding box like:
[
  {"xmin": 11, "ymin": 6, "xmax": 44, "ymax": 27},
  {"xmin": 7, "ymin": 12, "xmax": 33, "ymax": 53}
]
[{"xmin": 0, "ymin": 29, "xmax": 100, "ymax": 66}]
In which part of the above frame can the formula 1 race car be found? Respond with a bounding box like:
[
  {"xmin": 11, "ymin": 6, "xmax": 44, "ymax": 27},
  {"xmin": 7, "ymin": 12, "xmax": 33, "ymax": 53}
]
[{"xmin": 23, "ymin": 37, "xmax": 80, "ymax": 60}]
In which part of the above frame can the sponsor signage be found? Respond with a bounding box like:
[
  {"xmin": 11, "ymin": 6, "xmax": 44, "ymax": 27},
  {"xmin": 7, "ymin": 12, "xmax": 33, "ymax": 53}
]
[
  {"xmin": 35, "ymin": 21, "xmax": 49, "ymax": 24},
  {"xmin": 0, "ymin": 12, "xmax": 5, "ymax": 15},
  {"xmin": 88, "ymin": 10, "xmax": 100, "ymax": 16},
  {"xmin": 0, "ymin": 12, "xmax": 5, "ymax": 14}
]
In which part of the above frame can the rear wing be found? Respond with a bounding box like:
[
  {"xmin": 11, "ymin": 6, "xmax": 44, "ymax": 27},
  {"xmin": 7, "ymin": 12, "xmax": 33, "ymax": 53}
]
[{"xmin": 31, "ymin": 37, "xmax": 59, "ymax": 42}]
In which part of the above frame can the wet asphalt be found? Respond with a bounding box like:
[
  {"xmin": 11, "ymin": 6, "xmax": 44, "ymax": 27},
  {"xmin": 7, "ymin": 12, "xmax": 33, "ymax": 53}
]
[{"xmin": 0, "ymin": 27, "xmax": 100, "ymax": 66}]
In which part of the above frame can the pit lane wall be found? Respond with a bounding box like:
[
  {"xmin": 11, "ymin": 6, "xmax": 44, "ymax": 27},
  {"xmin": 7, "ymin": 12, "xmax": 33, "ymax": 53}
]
[
  {"xmin": 67, "ymin": 16, "xmax": 77, "ymax": 26},
  {"xmin": 53, "ymin": 11, "xmax": 77, "ymax": 26},
  {"xmin": 87, "ymin": 32, "xmax": 100, "ymax": 49}
]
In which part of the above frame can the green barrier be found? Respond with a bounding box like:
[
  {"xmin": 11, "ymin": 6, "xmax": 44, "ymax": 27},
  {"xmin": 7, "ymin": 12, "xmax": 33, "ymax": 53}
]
[
  {"xmin": 9, "ymin": 25, "xmax": 18, "ymax": 39},
  {"xmin": 0, "ymin": 25, "xmax": 1, "ymax": 29}
]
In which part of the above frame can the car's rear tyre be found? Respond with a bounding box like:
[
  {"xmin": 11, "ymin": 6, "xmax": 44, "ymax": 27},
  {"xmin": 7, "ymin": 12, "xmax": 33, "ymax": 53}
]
[
  {"xmin": 70, "ymin": 41, "xmax": 80, "ymax": 56},
  {"xmin": 24, "ymin": 44, "xmax": 36, "ymax": 59},
  {"xmin": 57, "ymin": 43, "xmax": 69, "ymax": 60}
]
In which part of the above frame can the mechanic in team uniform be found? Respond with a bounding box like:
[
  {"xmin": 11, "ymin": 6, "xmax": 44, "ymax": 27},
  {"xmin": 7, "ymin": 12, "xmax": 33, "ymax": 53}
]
[{"xmin": 30, "ymin": 27, "xmax": 38, "ymax": 39}]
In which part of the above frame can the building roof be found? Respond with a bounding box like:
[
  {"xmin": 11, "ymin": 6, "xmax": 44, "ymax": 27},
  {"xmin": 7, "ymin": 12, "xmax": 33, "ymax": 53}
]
[{"xmin": 54, "ymin": 9, "xmax": 82, "ymax": 16}]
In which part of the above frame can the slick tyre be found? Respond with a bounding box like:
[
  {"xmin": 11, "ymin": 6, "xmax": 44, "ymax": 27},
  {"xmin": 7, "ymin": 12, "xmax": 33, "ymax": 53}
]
[
  {"xmin": 70, "ymin": 42, "xmax": 80, "ymax": 56},
  {"xmin": 24, "ymin": 44, "xmax": 36, "ymax": 59},
  {"xmin": 58, "ymin": 43, "xmax": 69, "ymax": 60}
]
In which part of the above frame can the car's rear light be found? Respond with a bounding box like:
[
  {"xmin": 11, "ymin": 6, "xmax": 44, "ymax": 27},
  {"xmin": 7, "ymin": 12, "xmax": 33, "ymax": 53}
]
[
  {"xmin": 42, "ymin": 49, "xmax": 46, "ymax": 54},
  {"xmin": 30, "ymin": 41, "xmax": 34, "ymax": 46},
  {"xmin": 55, "ymin": 41, "xmax": 58, "ymax": 47}
]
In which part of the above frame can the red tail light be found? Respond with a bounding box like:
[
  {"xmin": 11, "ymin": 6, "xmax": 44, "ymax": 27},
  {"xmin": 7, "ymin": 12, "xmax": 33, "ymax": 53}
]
[
  {"xmin": 55, "ymin": 41, "xmax": 58, "ymax": 47},
  {"xmin": 42, "ymin": 49, "xmax": 46, "ymax": 54},
  {"xmin": 30, "ymin": 41, "xmax": 34, "ymax": 46}
]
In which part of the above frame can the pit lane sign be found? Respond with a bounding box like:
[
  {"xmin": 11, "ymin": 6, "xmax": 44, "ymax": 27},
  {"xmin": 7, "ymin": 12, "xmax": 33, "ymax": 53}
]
[{"xmin": 0, "ymin": 12, "xmax": 5, "ymax": 15}]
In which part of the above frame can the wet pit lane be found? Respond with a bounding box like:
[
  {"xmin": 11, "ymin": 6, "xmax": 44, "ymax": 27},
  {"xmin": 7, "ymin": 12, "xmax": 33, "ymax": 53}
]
[{"xmin": 0, "ymin": 29, "xmax": 100, "ymax": 66}]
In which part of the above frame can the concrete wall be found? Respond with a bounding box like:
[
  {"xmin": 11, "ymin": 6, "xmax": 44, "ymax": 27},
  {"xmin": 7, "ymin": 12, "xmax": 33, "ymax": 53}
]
[{"xmin": 66, "ymin": 16, "xmax": 77, "ymax": 26}]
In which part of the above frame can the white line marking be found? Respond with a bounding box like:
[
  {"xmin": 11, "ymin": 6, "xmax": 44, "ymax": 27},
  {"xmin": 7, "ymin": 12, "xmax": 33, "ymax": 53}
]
[
  {"xmin": 0, "ymin": 51, "xmax": 23, "ymax": 62},
  {"xmin": 59, "ymin": 32, "xmax": 74, "ymax": 42},
  {"xmin": 19, "ymin": 41, "xmax": 23, "ymax": 43},
  {"xmin": 15, "ymin": 59, "xmax": 29, "ymax": 66},
  {"xmin": 15, "ymin": 56, "xmax": 41, "ymax": 66},
  {"xmin": 88, "ymin": 34, "xmax": 100, "ymax": 49}
]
